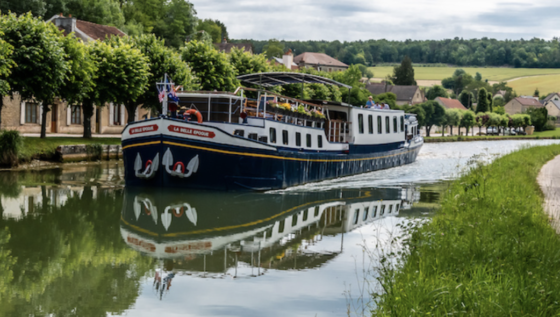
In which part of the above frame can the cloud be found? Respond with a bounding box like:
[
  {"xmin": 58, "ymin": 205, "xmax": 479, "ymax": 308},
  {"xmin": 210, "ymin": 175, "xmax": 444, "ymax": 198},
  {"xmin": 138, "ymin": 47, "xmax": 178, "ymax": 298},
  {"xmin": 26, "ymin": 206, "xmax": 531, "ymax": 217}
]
[{"xmin": 190, "ymin": 0, "xmax": 560, "ymax": 41}]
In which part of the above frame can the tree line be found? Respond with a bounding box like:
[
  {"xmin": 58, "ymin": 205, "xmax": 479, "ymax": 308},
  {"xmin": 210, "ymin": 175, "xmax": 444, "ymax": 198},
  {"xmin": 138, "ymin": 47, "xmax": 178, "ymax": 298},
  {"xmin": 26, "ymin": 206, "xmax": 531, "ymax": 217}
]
[{"xmin": 235, "ymin": 37, "xmax": 560, "ymax": 68}]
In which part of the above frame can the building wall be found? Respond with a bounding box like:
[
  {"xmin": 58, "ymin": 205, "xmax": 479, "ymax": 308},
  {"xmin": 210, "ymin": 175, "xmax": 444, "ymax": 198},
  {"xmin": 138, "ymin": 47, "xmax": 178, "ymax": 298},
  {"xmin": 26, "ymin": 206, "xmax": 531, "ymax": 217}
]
[
  {"xmin": 1, "ymin": 95, "xmax": 150, "ymax": 135},
  {"xmin": 545, "ymin": 103, "xmax": 560, "ymax": 117},
  {"xmin": 302, "ymin": 63, "xmax": 347, "ymax": 72},
  {"xmin": 504, "ymin": 100, "xmax": 524, "ymax": 115}
]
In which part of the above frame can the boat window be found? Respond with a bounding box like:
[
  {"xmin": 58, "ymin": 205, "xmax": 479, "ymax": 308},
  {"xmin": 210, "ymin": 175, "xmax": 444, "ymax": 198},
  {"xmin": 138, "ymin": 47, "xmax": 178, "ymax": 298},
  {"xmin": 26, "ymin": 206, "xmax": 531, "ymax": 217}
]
[
  {"xmin": 278, "ymin": 219, "xmax": 285, "ymax": 233},
  {"xmin": 292, "ymin": 214, "xmax": 298, "ymax": 226},
  {"xmin": 380, "ymin": 205, "xmax": 386, "ymax": 215},
  {"xmin": 368, "ymin": 115, "xmax": 373, "ymax": 134},
  {"xmin": 282, "ymin": 130, "xmax": 288, "ymax": 145},
  {"xmin": 385, "ymin": 117, "xmax": 390, "ymax": 133},
  {"xmin": 317, "ymin": 135, "xmax": 323, "ymax": 148},
  {"xmin": 353, "ymin": 209, "xmax": 360, "ymax": 224},
  {"xmin": 396, "ymin": 204, "xmax": 400, "ymax": 212},
  {"xmin": 248, "ymin": 133, "xmax": 258, "ymax": 140},
  {"xmin": 400, "ymin": 116, "xmax": 404, "ymax": 132},
  {"xmin": 393, "ymin": 117, "xmax": 397, "ymax": 133},
  {"xmin": 389, "ymin": 205, "xmax": 393, "ymax": 213},
  {"xmin": 372, "ymin": 206, "xmax": 378, "ymax": 218},
  {"xmin": 377, "ymin": 116, "xmax": 382, "ymax": 134},
  {"xmin": 363, "ymin": 207, "xmax": 369, "ymax": 220},
  {"xmin": 296, "ymin": 132, "xmax": 301, "ymax": 146},
  {"xmin": 234, "ymin": 129, "xmax": 244, "ymax": 137},
  {"xmin": 314, "ymin": 206, "xmax": 320, "ymax": 217},
  {"xmin": 358, "ymin": 114, "xmax": 364, "ymax": 134},
  {"xmin": 306, "ymin": 134, "xmax": 312, "ymax": 147},
  {"xmin": 258, "ymin": 136, "xmax": 268, "ymax": 143},
  {"xmin": 303, "ymin": 209, "xmax": 308, "ymax": 221},
  {"xmin": 269, "ymin": 128, "xmax": 277, "ymax": 143}
]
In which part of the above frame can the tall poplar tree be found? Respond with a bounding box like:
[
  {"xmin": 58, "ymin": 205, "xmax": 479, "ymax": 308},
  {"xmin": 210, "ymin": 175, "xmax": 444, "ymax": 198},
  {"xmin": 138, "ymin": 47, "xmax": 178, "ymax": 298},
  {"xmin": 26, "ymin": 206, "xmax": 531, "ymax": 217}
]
[
  {"xmin": 476, "ymin": 88, "xmax": 489, "ymax": 113},
  {"xmin": 391, "ymin": 55, "xmax": 416, "ymax": 85}
]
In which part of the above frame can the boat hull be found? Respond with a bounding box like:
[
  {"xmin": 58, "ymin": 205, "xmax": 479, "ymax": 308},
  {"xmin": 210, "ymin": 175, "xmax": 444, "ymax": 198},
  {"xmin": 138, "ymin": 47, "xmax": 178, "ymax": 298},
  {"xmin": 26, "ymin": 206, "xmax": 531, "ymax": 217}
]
[{"xmin": 122, "ymin": 120, "xmax": 422, "ymax": 191}]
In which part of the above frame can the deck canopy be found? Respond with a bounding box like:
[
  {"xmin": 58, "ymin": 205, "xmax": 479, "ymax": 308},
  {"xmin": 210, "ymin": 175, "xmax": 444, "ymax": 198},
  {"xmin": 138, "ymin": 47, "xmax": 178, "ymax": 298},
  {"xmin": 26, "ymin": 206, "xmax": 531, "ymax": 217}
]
[{"xmin": 237, "ymin": 72, "xmax": 352, "ymax": 89}]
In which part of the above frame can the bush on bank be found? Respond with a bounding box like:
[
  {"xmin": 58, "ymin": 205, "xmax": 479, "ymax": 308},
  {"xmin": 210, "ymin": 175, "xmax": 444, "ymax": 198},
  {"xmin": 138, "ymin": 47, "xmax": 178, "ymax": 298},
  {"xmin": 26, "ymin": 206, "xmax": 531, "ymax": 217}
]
[
  {"xmin": 373, "ymin": 144, "xmax": 560, "ymax": 315},
  {"xmin": 0, "ymin": 130, "xmax": 22, "ymax": 167}
]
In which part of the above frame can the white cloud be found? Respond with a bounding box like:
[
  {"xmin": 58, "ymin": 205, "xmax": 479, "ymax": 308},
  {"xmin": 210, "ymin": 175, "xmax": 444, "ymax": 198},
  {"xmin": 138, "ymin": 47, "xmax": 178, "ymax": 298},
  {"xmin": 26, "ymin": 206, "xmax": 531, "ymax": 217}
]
[{"xmin": 190, "ymin": 0, "xmax": 560, "ymax": 41}]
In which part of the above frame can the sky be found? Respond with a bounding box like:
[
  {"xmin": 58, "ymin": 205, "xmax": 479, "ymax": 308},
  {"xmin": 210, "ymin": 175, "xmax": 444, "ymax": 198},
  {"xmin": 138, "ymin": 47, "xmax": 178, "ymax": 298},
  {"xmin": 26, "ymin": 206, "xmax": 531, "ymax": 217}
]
[{"xmin": 190, "ymin": 0, "xmax": 560, "ymax": 41}]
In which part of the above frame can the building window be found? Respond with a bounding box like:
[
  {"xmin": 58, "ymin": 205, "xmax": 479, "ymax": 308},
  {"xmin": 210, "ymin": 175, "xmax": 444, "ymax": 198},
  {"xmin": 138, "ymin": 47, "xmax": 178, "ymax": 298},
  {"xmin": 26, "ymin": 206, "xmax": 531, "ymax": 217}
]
[
  {"xmin": 377, "ymin": 116, "xmax": 382, "ymax": 134},
  {"xmin": 385, "ymin": 116, "xmax": 390, "ymax": 133},
  {"xmin": 317, "ymin": 135, "xmax": 323, "ymax": 148},
  {"xmin": 400, "ymin": 116, "xmax": 404, "ymax": 132},
  {"xmin": 282, "ymin": 130, "xmax": 288, "ymax": 145},
  {"xmin": 113, "ymin": 104, "xmax": 122, "ymax": 125},
  {"xmin": 269, "ymin": 128, "xmax": 277, "ymax": 143},
  {"xmin": 393, "ymin": 117, "xmax": 397, "ymax": 133},
  {"xmin": 354, "ymin": 209, "xmax": 360, "ymax": 224},
  {"xmin": 71, "ymin": 106, "xmax": 81, "ymax": 124},
  {"xmin": 363, "ymin": 207, "xmax": 369, "ymax": 220},
  {"xmin": 372, "ymin": 206, "xmax": 378, "ymax": 218},
  {"xmin": 25, "ymin": 102, "xmax": 39, "ymax": 123},
  {"xmin": 358, "ymin": 114, "xmax": 364, "ymax": 134},
  {"xmin": 296, "ymin": 132, "xmax": 301, "ymax": 147},
  {"xmin": 380, "ymin": 205, "xmax": 386, "ymax": 215},
  {"xmin": 306, "ymin": 134, "xmax": 312, "ymax": 147},
  {"xmin": 368, "ymin": 115, "xmax": 373, "ymax": 134}
]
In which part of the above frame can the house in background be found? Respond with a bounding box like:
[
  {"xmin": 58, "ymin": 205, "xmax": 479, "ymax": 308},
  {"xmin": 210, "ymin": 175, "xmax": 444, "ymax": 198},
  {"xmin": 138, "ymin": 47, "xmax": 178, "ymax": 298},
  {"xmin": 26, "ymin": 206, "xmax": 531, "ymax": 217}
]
[
  {"xmin": 0, "ymin": 15, "xmax": 149, "ymax": 135},
  {"xmin": 365, "ymin": 83, "xmax": 424, "ymax": 105},
  {"xmin": 214, "ymin": 38, "xmax": 253, "ymax": 54},
  {"xmin": 434, "ymin": 97, "xmax": 468, "ymax": 135},
  {"xmin": 504, "ymin": 97, "xmax": 544, "ymax": 115},
  {"xmin": 293, "ymin": 52, "xmax": 348, "ymax": 72},
  {"xmin": 544, "ymin": 98, "xmax": 560, "ymax": 127},
  {"xmin": 271, "ymin": 49, "xmax": 299, "ymax": 70}
]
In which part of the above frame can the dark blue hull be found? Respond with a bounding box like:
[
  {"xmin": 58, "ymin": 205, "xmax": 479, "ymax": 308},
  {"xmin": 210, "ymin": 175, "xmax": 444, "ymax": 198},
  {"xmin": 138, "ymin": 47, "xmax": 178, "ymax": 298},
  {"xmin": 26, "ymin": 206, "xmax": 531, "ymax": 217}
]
[{"xmin": 123, "ymin": 133, "xmax": 422, "ymax": 191}]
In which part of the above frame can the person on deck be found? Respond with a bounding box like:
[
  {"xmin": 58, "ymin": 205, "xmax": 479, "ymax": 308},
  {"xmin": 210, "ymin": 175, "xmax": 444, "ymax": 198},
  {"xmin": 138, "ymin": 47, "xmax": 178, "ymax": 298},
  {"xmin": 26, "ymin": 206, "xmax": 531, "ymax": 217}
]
[
  {"xmin": 383, "ymin": 103, "xmax": 390, "ymax": 110},
  {"xmin": 365, "ymin": 96, "xmax": 374, "ymax": 108}
]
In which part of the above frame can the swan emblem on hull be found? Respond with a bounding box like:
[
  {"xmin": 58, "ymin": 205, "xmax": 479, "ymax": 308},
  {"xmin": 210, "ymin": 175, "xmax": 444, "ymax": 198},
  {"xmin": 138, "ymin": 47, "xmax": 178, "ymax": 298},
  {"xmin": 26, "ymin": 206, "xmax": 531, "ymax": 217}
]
[
  {"xmin": 162, "ymin": 147, "xmax": 199, "ymax": 178},
  {"xmin": 134, "ymin": 153, "xmax": 160, "ymax": 179}
]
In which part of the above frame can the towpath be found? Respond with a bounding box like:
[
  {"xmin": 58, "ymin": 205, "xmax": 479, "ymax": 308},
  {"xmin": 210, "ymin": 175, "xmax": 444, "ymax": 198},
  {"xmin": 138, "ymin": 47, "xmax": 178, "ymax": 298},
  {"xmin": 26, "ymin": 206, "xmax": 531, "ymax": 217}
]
[{"xmin": 537, "ymin": 155, "xmax": 560, "ymax": 234}]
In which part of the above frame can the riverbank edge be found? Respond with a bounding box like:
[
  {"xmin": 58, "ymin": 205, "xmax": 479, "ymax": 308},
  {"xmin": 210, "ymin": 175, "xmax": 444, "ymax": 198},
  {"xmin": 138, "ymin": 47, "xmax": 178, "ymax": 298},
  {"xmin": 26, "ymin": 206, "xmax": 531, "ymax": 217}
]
[
  {"xmin": 424, "ymin": 135, "xmax": 560, "ymax": 142},
  {"xmin": 372, "ymin": 144, "xmax": 560, "ymax": 315}
]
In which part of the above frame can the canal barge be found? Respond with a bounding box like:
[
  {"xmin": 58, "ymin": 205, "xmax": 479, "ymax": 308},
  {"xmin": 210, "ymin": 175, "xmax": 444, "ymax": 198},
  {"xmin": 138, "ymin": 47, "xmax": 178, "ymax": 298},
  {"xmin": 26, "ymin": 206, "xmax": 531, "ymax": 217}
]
[{"xmin": 121, "ymin": 72, "xmax": 423, "ymax": 191}]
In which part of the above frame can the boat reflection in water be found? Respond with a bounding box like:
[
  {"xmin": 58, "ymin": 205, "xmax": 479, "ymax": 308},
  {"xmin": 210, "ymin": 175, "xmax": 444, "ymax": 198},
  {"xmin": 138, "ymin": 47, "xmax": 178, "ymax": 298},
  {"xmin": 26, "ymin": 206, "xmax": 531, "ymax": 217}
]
[{"xmin": 121, "ymin": 187, "xmax": 419, "ymax": 299}]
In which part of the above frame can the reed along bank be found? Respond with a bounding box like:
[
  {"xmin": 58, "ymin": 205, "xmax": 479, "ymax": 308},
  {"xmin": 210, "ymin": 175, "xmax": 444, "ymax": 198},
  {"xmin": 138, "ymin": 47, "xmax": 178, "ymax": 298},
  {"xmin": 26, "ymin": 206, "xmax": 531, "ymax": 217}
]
[{"xmin": 373, "ymin": 144, "xmax": 560, "ymax": 315}]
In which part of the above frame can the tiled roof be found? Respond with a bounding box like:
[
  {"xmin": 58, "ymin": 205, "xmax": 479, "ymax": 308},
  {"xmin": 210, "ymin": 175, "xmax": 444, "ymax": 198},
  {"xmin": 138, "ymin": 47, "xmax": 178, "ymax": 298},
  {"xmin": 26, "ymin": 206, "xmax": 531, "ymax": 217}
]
[
  {"xmin": 365, "ymin": 83, "xmax": 420, "ymax": 102},
  {"xmin": 75, "ymin": 20, "xmax": 125, "ymax": 40},
  {"xmin": 544, "ymin": 92, "xmax": 560, "ymax": 103},
  {"xmin": 293, "ymin": 52, "xmax": 348, "ymax": 68},
  {"xmin": 214, "ymin": 43, "xmax": 252, "ymax": 53},
  {"xmin": 435, "ymin": 97, "xmax": 467, "ymax": 110},
  {"xmin": 515, "ymin": 97, "xmax": 543, "ymax": 107}
]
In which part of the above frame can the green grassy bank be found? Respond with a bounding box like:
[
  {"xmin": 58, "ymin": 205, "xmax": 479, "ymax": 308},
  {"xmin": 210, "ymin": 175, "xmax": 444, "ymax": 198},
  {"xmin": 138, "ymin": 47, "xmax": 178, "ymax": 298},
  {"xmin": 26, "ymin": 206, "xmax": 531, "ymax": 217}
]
[
  {"xmin": 20, "ymin": 137, "xmax": 120, "ymax": 162},
  {"xmin": 425, "ymin": 128, "xmax": 560, "ymax": 142},
  {"xmin": 373, "ymin": 144, "xmax": 560, "ymax": 315}
]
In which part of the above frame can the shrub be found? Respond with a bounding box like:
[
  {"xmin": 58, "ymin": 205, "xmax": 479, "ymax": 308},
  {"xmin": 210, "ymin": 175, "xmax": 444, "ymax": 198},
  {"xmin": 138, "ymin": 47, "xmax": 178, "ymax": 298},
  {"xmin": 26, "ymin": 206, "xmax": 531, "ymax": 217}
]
[
  {"xmin": 0, "ymin": 130, "xmax": 22, "ymax": 167},
  {"xmin": 86, "ymin": 143, "xmax": 103, "ymax": 161}
]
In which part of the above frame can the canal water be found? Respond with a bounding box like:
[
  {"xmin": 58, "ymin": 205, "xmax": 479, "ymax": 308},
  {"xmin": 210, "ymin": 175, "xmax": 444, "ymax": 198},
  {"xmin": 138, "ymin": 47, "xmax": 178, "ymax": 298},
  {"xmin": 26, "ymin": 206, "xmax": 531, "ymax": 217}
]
[{"xmin": 1, "ymin": 140, "xmax": 559, "ymax": 317}]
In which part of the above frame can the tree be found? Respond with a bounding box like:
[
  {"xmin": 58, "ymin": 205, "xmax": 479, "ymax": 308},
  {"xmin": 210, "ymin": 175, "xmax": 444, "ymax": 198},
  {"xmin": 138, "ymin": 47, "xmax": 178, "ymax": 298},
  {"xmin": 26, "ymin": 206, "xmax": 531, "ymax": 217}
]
[
  {"xmin": 420, "ymin": 101, "xmax": 445, "ymax": 136},
  {"xmin": 391, "ymin": 55, "xmax": 416, "ymax": 85},
  {"xmin": 58, "ymin": 34, "xmax": 97, "ymax": 137},
  {"xmin": 460, "ymin": 110, "xmax": 476, "ymax": 135},
  {"xmin": 110, "ymin": 34, "xmax": 193, "ymax": 122},
  {"xmin": 66, "ymin": 0, "xmax": 126, "ymax": 29},
  {"xmin": 197, "ymin": 19, "xmax": 222, "ymax": 43},
  {"xmin": 441, "ymin": 69, "xmax": 474, "ymax": 96},
  {"xmin": 475, "ymin": 72, "xmax": 482, "ymax": 81},
  {"xmin": 534, "ymin": 88, "xmax": 540, "ymax": 98},
  {"xmin": 459, "ymin": 91, "xmax": 473, "ymax": 109},
  {"xmin": 444, "ymin": 108, "xmax": 462, "ymax": 136},
  {"xmin": 487, "ymin": 91, "xmax": 493, "ymax": 112},
  {"xmin": 426, "ymin": 85, "xmax": 448, "ymax": 100},
  {"xmin": 229, "ymin": 47, "xmax": 270, "ymax": 76},
  {"xmin": 0, "ymin": 12, "xmax": 69, "ymax": 138},
  {"xmin": 476, "ymin": 88, "xmax": 489, "ymax": 113},
  {"xmin": 263, "ymin": 39, "xmax": 284, "ymax": 59},
  {"xmin": 82, "ymin": 40, "xmax": 149, "ymax": 137},
  {"xmin": 526, "ymin": 107, "xmax": 548, "ymax": 131},
  {"xmin": 0, "ymin": 28, "xmax": 15, "ymax": 129},
  {"xmin": 181, "ymin": 40, "xmax": 239, "ymax": 92}
]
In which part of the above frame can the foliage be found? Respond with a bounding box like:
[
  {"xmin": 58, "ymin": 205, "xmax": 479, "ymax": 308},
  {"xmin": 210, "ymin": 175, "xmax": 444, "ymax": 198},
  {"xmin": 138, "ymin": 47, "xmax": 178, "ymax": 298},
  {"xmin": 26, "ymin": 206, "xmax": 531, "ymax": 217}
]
[
  {"xmin": 476, "ymin": 88, "xmax": 489, "ymax": 113},
  {"xmin": 425, "ymin": 85, "xmax": 448, "ymax": 100},
  {"xmin": 229, "ymin": 47, "xmax": 270, "ymax": 76},
  {"xmin": 391, "ymin": 55, "xmax": 416, "ymax": 85},
  {"xmin": 526, "ymin": 107, "xmax": 549, "ymax": 131},
  {"xmin": 0, "ymin": 29, "xmax": 14, "ymax": 97},
  {"xmin": 459, "ymin": 110, "xmax": 476, "ymax": 133},
  {"xmin": 419, "ymin": 101, "xmax": 445, "ymax": 136},
  {"xmin": 197, "ymin": 19, "xmax": 223, "ymax": 43},
  {"xmin": 486, "ymin": 90, "xmax": 493, "ymax": 112},
  {"xmin": 442, "ymin": 69, "xmax": 475, "ymax": 95},
  {"xmin": 18, "ymin": 137, "xmax": 119, "ymax": 162},
  {"xmin": 66, "ymin": 0, "xmax": 126, "ymax": 29},
  {"xmin": 263, "ymin": 39, "xmax": 285, "ymax": 59},
  {"xmin": 181, "ymin": 40, "xmax": 239, "ymax": 92},
  {"xmin": 110, "ymin": 34, "xmax": 193, "ymax": 116},
  {"xmin": 459, "ymin": 90, "xmax": 473, "ymax": 109},
  {"xmin": 372, "ymin": 144, "xmax": 560, "ymax": 315},
  {"xmin": 0, "ymin": 130, "xmax": 22, "ymax": 167},
  {"xmin": 0, "ymin": 12, "xmax": 68, "ymax": 138}
]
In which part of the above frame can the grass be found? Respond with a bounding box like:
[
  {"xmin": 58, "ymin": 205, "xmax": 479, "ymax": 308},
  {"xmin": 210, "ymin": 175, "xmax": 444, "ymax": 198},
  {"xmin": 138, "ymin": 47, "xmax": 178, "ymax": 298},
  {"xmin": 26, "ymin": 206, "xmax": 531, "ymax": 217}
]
[
  {"xmin": 372, "ymin": 144, "xmax": 560, "ymax": 315},
  {"xmin": 368, "ymin": 66, "xmax": 560, "ymax": 82},
  {"xmin": 508, "ymin": 74, "xmax": 560, "ymax": 96},
  {"xmin": 19, "ymin": 137, "xmax": 120, "ymax": 162}
]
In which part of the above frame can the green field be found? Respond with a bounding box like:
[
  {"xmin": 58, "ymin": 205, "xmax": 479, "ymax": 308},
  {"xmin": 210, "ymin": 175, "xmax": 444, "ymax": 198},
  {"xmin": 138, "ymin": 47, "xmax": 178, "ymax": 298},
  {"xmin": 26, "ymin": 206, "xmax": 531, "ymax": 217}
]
[
  {"xmin": 508, "ymin": 74, "xmax": 560, "ymax": 96},
  {"xmin": 368, "ymin": 66, "xmax": 560, "ymax": 82}
]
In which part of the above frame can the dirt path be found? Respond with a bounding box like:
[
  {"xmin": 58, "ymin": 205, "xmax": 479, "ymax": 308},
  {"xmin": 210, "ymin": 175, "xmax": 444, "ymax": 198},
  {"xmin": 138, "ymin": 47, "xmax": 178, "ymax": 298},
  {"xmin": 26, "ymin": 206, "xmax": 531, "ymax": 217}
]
[{"xmin": 537, "ymin": 155, "xmax": 560, "ymax": 234}]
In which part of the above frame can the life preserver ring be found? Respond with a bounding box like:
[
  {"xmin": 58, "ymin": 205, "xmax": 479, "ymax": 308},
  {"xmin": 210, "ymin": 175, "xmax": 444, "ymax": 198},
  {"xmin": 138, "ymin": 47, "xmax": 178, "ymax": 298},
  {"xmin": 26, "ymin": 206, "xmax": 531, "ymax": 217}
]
[
  {"xmin": 173, "ymin": 161, "xmax": 185, "ymax": 173},
  {"xmin": 186, "ymin": 109, "xmax": 203, "ymax": 123},
  {"xmin": 172, "ymin": 207, "xmax": 184, "ymax": 217}
]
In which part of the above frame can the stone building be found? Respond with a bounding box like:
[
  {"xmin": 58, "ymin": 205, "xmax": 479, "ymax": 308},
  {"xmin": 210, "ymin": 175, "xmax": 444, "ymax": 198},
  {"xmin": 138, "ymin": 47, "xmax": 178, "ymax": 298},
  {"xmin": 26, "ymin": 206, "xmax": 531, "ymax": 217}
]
[
  {"xmin": 504, "ymin": 97, "xmax": 543, "ymax": 115},
  {"xmin": 365, "ymin": 83, "xmax": 425, "ymax": 105},
  {"xmin": 293, "ymin": 52, "xmax": 348, "ymax": 72}
]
